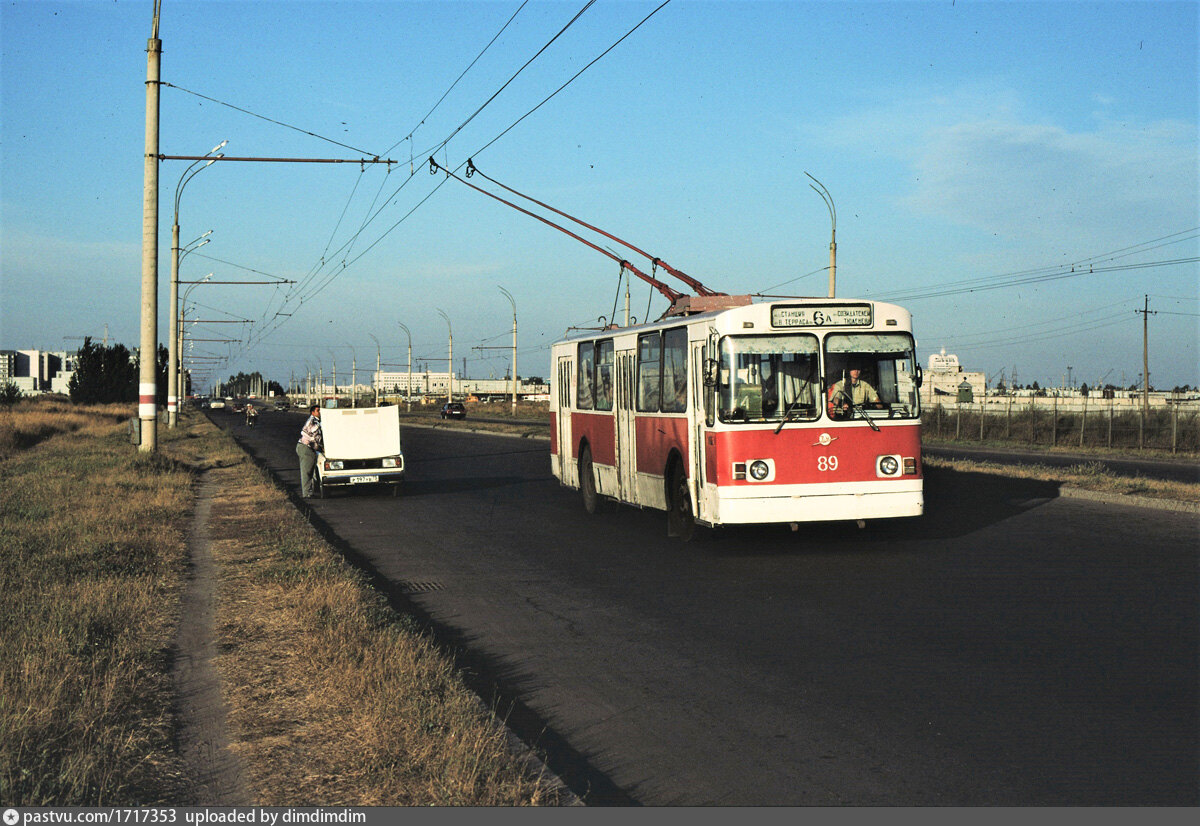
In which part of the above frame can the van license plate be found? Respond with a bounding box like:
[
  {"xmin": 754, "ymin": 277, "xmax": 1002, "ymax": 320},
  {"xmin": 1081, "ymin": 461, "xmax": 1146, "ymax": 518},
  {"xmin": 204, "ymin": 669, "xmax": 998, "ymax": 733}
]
[{"xmin": 350, "ymin": 475, "xmax": 379, "ymax": 484}]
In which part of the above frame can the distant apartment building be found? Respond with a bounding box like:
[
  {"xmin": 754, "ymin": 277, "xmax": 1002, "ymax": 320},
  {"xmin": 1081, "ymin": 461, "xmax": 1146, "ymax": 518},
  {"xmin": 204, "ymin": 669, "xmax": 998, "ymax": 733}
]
[{"xmin": 1, "ymin": 348, "xmax": 76, "ymax": 395}]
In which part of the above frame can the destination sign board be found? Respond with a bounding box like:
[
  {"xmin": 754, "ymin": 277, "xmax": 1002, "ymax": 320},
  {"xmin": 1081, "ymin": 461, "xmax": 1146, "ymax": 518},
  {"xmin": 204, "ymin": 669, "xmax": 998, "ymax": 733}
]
[{"xmin": 771, "ymin": 304, "xmax": 873, "ymax": 328}]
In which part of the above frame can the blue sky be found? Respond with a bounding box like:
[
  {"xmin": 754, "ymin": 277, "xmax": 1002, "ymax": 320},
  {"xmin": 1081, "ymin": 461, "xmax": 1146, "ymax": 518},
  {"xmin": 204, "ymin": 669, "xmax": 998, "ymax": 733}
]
[{"xmin": 2, "ymin": 0, "xmax": 1197, "ymax": 392}]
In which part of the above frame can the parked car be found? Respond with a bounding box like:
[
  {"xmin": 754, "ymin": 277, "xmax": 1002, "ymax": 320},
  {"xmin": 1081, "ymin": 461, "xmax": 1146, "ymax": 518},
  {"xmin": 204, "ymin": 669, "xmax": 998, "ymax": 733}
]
[{"xmin": 440, "ymin": 402, "xmax": 466, "ymax": 419}]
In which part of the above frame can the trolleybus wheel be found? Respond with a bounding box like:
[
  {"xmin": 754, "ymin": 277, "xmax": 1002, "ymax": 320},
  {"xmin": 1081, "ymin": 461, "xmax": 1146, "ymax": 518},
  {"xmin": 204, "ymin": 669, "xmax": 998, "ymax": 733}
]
[
  {"xmin": 580, "ymin": 446, "xmax": 601, "ymax": 515},
  {"xmin": 667, "ymin": 460, "xmax": 695, "ymax": 542}
]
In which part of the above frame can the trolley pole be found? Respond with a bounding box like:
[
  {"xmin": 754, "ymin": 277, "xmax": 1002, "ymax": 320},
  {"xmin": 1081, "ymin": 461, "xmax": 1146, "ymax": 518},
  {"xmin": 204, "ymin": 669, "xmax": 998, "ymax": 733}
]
[{"xmin": 138, "ymin": 11, "xmax": 161, "ymax": 451}]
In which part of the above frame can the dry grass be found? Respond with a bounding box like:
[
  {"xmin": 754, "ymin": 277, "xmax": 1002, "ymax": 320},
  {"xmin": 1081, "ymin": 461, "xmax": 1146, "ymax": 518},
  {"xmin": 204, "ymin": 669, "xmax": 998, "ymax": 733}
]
[
  {"xmin": 203, "ymin": 455, "xmax": 563, "ymax": 805},
  {"xmin": 0, "ymin": 404, "xmax": 193, "ymax": 804},
  {"xmin": 0, "ymin": 401, "xmax": 565, "ymax": 806},
  {"xmin": 0, "ymin": 399, "xmax": 129, "ymax": 461}
]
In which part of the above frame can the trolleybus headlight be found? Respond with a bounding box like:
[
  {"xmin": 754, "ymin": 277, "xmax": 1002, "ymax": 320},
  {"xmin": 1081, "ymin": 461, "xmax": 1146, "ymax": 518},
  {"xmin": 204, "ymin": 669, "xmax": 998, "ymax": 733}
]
[
  {"xmin": 749, "ymin": 460, "xmax": 772, "ymax": 481},
  {"xmin": 877, "ymin": 455, "xmax": 900, "ymax": 477}
]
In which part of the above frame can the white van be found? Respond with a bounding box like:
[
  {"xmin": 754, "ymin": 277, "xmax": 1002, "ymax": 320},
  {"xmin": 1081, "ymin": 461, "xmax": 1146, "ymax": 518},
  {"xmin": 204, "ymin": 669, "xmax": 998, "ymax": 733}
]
[{"xmin": 316, "ymin": 405, "xmax": 405, "ymax": 497}]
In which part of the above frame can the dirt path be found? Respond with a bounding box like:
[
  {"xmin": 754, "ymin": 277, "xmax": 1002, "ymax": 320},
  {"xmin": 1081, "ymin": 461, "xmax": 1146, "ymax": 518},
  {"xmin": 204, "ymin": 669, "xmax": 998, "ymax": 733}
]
[{"xmin": 173, "ymin": 468, "xmax": 252, "ymax": 805}]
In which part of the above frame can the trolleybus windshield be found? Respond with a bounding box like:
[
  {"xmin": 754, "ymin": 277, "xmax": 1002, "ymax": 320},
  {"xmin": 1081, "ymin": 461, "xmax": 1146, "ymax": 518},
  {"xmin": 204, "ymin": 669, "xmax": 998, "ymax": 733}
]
[{"xmin": 718, "ymin": 334, "xmax": 821, "ymax": 423}]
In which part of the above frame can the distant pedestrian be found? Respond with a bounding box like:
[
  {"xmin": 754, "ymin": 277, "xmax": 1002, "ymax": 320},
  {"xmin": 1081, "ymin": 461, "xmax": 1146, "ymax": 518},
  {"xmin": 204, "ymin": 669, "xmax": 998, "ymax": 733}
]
[{"xmin": 296, "ymin": 404, "xmax": 323, "ymax": 498}]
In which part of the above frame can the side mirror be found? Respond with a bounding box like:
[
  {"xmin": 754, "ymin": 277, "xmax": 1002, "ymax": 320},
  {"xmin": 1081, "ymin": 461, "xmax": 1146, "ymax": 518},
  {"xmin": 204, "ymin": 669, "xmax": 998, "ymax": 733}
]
[
  {"xmin": 703, "ymin": 358, "xmax": 719, "ymax": 387},
  {"xmin": 914, "ymin": 365, "xmax": 924, "ymax": 389}
]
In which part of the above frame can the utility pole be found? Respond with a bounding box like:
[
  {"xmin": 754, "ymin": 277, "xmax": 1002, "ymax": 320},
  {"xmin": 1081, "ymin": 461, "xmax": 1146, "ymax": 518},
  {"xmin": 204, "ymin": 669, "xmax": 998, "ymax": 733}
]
[
  {"xmin": 501, "ymin": 286, "xmax": 517, "ymax": 418},
  {"xmin": 369, "ymin": 334, "xmax": 381, "ymax": 406},
  {"xmin": 398, "ymin": 322, "xmax": 412, "ymax": 412},
  {"xmin": 138, "ymin": 3, "xmax": 162, "ymax": 451},
  {"xmin": 438, "ymin": 309, "xmax": 453, "ymax": 404},
  {"xmin": 1136, "ymin": 294, "xmax": 1156, "ymax": 416}
]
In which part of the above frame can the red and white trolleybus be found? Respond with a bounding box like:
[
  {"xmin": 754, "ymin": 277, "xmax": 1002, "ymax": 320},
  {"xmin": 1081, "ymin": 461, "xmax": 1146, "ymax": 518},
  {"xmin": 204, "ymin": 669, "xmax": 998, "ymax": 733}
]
[{"xmin": 550, "ymin": 297, "xmax": 924, "ymax": 538}]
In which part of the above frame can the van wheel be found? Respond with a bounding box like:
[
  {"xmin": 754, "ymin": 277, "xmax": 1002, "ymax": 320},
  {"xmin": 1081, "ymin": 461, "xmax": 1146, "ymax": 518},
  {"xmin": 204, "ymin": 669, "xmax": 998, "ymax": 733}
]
[
  {"xmin": 580, "ymin": 446, "xmax": 601, "ymax": 515},
  {"xmin": 667, "ymin": 460, "xmax": 695, "ymax": 542}
]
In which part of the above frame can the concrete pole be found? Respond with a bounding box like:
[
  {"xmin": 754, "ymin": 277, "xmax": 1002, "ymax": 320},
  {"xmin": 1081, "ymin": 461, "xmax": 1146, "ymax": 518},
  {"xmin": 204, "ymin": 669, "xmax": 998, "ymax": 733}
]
[
  {"xmin": 138, "ymin": 26, "xmax": 162, "ymax": 451},
  {"xmin": 399, "ymin": 322, "xmax": 412, "ymax": 412},
  {"xmin": 370, "ymin": 334, "xmax": 380, "ymax": 406},
  {"xmin": 500, "ymin": 287, "xmax": 517, "ymax": 418},
  {"xmin": 1142, "ymin": 294, "xmax": 1150, "ymax": 417},
  {"xmin": 167, "ymin": 221, "xmax": 179, "ymax": 427},
  {"xmin": 438, "ymin": 309, "xmax": 452, "ymax": 404}
]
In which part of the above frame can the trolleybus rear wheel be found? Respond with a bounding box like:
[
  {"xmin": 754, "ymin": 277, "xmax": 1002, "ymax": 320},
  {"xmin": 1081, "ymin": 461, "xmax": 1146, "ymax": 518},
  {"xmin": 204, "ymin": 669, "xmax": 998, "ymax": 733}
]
[
  {"xmin": 667, "ymin": 460, "xmax": 695, "ymax": 542},
  {"xmin": 580, "ymin": 446, "xmax": 601, "ymax": 515}
]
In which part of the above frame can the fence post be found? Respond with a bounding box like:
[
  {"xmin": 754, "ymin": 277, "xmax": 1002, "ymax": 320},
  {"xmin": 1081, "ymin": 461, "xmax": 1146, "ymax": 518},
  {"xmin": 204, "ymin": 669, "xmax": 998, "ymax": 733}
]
[
  {"xmin": 1006, "ymin": 395, "xmax": 1012, "ymax": 440},
  {"xmin": 1139, "ymin": 408, "xmax": 1144, "ymax": 450},
  {"xmin": 1080, "ymin": 393, "xmax": 1087, "ymax": 448},
  {"xmin": 955, "ymin": 403, "xmax": 962, "ymax": 440},
  {"xmin": 1030, "ymin": 398, "xmax": 1037, "ymax": 445},
  {"xmin": 1052, "ymin": 395, "xmax": 1058, "ymax": 447},
  {"xmin": 1172, "ymin": 404, "xmax": 1178, "ymax": 454},
  {"xmin": 980, "ymin": 401, "xmax": 985, "ymax": 440},
  {"xmin": 1107, "ymin": 397, "xmax": 1113, "ymax": 449}
]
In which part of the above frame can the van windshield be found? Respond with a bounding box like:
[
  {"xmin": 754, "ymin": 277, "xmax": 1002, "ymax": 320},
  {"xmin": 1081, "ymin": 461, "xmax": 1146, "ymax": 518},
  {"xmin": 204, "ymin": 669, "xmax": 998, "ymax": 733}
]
[{"xmin": 718, "ymin": 335, "xmax": 820, "ymax": 423}]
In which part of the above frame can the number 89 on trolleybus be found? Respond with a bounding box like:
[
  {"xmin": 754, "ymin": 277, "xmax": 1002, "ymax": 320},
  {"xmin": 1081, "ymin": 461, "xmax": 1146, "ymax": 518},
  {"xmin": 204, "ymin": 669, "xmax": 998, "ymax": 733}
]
[{"xmin": 549, "ymin": 298, "xmax": 924, "ymax": 539}]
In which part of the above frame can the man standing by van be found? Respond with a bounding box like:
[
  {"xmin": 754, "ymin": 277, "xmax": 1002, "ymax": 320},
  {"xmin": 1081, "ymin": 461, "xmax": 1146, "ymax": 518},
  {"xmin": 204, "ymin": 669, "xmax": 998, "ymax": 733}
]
[{"xmin": 296, "ymin": 404, "xmax": 323, "ymax": 498}]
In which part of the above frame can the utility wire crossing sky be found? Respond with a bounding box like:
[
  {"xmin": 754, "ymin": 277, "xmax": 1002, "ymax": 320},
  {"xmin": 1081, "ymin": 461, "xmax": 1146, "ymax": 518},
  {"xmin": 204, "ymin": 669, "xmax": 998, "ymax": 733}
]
[{"xmin": 1, "ymin": 0, "xmax": 1197, "ymax": 391}]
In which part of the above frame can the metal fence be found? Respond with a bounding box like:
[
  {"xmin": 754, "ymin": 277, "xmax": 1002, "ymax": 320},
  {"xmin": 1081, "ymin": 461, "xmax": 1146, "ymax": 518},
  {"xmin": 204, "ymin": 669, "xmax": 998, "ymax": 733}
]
[{"xmin": 922, "ymin": 399, "xmax": 1199, "ymax": 454}]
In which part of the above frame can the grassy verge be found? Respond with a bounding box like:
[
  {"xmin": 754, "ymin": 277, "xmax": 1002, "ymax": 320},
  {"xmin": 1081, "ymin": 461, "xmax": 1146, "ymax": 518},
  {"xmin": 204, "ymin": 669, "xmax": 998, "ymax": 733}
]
[
  {"xmin": 922, "ymin": 454, "xmax": 1200, "ymax": 504},
  {"xmin": 0, "ymin": 401, "xmax": 192, "ymax": 804},
  {"xmin": 0, "ymin": 400, "xmax": 564, "ymax": 805},
  {"xmin": 203, "ymin": 435, "xmax": 560, "ymax": 805}
]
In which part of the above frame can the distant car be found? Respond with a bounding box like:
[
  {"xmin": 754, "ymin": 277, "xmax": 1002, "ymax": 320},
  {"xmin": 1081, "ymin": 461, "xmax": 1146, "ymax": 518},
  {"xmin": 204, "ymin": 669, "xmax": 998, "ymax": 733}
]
[
  {"xmin": 440, "ymin": 402, "xmax": 466, "ymax": 419},
  {"xmin": 209, "ymin": 398, "xmax": 226, "ymax": 410}
]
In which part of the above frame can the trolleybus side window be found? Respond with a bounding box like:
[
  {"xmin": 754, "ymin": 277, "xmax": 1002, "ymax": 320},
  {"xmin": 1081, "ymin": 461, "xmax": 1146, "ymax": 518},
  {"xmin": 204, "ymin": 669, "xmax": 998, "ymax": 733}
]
[
  {"xmin": 576, "ymin": 339, "xmax": 614, "ymax": 411},
  {"xmin": 662, "ymin": 328, "xmax": 688, "ymax": 413},
  {"xmin": 577, "ymin": 342, "xmax": 595, "ymax": 410},
  {"xmin": 595, "ymin": 339, "xmax": 614, "ymax": 411},
  {"xmin": 823, "ymin": 333, "xmax": 920, "ymax": 419},
  {"xmin": 718, "ymin": 335, "xmax": 820, "ymax": 423},
  {"xmin": 636, "ymin": 333, "xmax": 661, "ymax": 412},
  {"xmin": 636, "ymin": 328, "xmax": 688, "ymax": 413}
]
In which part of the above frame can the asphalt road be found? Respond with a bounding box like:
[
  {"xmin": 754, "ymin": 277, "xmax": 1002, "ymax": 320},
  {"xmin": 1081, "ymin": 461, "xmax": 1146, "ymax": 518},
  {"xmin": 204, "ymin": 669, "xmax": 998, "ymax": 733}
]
[{"xmin": 215, "ymin": 409, "xmax": 1199, "ymax": 806}]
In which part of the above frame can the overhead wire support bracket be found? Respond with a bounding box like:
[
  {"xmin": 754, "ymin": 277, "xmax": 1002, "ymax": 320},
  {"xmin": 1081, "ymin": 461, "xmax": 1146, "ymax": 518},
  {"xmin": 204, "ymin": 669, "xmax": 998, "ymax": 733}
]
[{"xmin": 159, "ymin": 155, "xmax": 397, "ymax": 165}]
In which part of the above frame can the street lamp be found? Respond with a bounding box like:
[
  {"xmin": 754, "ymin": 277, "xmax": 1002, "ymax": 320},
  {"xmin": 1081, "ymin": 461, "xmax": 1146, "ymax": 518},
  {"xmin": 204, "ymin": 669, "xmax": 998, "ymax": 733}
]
[
  {"xmin": 168, "ymin": 139, "xmax": 226, "ymax": 427},
  {"xmin": 369, "ymin": 334, "xmax": 381, "ymax": 406},
  {"xmin": 437, "ymin": 310, "xmax": 453, "ymax": 405},
  {"xmin": 398, "ymin": 322, "xmax": 412, "ymax": 412},
  {"xmin": 178, "ymin": 272, "xmax": 213, "ymax": 402},
  {"xmin": 805, "ymin": 172, "xmax": 836, "ymax": 299},
  {"xmin": 499, "ymin": 286, "xmax": 517, "ymax": 417}
]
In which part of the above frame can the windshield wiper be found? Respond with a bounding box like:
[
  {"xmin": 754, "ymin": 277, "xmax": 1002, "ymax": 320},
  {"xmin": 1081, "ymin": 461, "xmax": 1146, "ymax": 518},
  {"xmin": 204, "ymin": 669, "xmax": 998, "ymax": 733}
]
[
  {"xmin": 852, "ymin": 403, "xmax": 881, "ymax": 431},
  {"xmin": 774, "ymin": 399, "xmax": 808, "ymax": 434}
]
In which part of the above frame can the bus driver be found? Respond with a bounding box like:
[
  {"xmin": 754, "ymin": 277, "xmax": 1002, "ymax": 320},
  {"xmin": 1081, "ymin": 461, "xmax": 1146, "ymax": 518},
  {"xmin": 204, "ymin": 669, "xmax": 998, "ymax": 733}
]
[{"xmin": 828, "ymin": 366, "xmax": 881, "ymax": 419}]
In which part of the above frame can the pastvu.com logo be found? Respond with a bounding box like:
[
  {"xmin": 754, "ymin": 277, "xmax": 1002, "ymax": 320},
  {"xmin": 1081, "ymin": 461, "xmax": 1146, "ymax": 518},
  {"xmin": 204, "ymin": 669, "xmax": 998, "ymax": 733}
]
[{"xmin": 4, "ymin": 809, "xmax": 20, "ymax": 826}]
